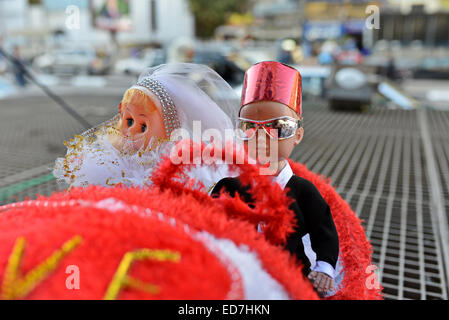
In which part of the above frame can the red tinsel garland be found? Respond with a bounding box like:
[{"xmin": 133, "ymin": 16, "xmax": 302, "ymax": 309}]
[
  {"xmin": 0, "ymin": 201, "xmax": 238, "ymax": 299},
  {"xmin": 288, "ymin": 160, "xmax": 383, "ymax": 300},
  {"xmin": 29, "ymin": 183, "xmax": 318, "ymax": 300},
  {"xmin": 0, "ymin": 140, "xmax": 382, "ymax": 300},
  {"xmin": 149, "ymin": 140, "xmax": 383, "ymax": 300}
]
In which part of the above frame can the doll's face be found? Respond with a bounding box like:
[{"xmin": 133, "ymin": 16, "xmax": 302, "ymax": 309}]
[
  {"xmin": 119, "ymin": 89, "xmax": 167, "ymax": 150},
  {"xmin": 239, "ymin": 101, "xmax": 303, "ymax": 172}
]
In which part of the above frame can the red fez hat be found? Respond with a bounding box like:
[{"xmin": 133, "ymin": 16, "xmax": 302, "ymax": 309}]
[{"xmin": 241, "ymin": 61, "xmax": 302, "ymax": 117}]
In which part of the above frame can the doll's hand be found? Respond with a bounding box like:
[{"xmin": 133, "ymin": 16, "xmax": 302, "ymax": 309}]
[{"xmin": 308, "ymin": 271, "xmax": 335, "ymax": 295}]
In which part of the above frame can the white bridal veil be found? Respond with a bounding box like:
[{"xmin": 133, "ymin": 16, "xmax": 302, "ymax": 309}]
[
  {"xmin": 136, "ymin": 63, "xmax": 239, "ymax": 138},
  {"xmin": 53, "ymin": 63, "xmax": 239, "ymax": 190}
]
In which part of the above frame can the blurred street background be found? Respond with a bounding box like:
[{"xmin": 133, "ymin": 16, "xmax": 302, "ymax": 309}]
[{"xmin": 1, "ymin": 0, "xmax": 449, "ymax": 300}]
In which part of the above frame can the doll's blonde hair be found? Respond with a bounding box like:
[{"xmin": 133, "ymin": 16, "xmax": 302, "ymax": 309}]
[{"xmin": 120, "ymin": 88, "xmax": 159, "ymax": 115}]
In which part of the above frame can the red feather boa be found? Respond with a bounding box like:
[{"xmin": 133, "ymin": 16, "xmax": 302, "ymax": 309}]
[
  {"xmin": 288, "ymin": 160, "xmax": 383, "ymax": 300},
  {"xmin": 0, "ymin": 140, "xmax": 382, "ymax": 299},
  {"xmin": 136, "ymin": 140, "xmax": 383, "ymax": 299}
]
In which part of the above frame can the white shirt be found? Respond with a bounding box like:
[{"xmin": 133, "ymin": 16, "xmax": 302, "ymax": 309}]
[{"xmin": 260, "ymin": 160, "xmax": 335, "ymax": 279}]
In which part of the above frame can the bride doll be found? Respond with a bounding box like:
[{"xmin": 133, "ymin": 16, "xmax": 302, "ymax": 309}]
[{"xmin": 53, "ymin": 63, "xmax": 239, "ymax": 191}]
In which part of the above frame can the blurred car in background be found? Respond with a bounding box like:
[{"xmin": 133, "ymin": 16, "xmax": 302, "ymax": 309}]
[
  {"xmin": 336, "ymin": 49, "xmax": 364, "ymax": 65},
  {"xmin": 326, "ymin": 64, "xmax": 376, "ymax": 111},
  {"xmin": 33, "ymin": 47, "xmax": 97, "ymax": 75},
  {"xmin": 294, "ymin": 65, "xmax": 331, "ymax": 99},
  {"xmin": 88, "ymin": 50, "xmax": 113, "ymax": 76},
  {"xmin": 193, "ymin": 48, "xmax": 245, "ymax": 87},
  {"xmin": 414, "ymin": 57, "xmax": 449, "ymax": 79},
  {"xmin": 115, "ymin": 49, "xmax": 166, "ymax": 75}
]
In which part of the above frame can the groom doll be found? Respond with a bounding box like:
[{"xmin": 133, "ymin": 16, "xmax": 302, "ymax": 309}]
[{"xmin": 212, "ymin": 61, "xmax": 339, "ymax": 295}]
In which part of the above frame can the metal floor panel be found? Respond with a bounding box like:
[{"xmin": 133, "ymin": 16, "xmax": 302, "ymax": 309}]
[
  {"xmin": 291, "ymin": 105, "xmax": 449, "ymax": 300},
  {"xmin": 1, "ymin": 103, "xmax": 448, "ymax": 300}
]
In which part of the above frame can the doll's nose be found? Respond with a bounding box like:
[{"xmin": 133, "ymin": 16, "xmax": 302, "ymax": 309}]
[
  {"xmin": 127, "ymin": 127, "xmax": 145, "ymax": 141},
  {"xmin": 124, "ymin": 124, "xmax": 137, "ymax": 135},
  {"xmin": 122, "ymin": 127, "xmax": 135, "ymax": 139}
]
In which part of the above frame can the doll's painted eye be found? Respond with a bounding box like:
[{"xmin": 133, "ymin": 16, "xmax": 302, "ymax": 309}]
[
  {"xmin": 127, "ymin": 118, "xmax": 134, "ymax": 127},
  {"xmin": 141, "ymin": 124, "xmax": 147, "ymax": 132}
]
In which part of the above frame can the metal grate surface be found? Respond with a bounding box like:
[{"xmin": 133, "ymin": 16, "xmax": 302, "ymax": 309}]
[
  {"xmin": 291, "ymin": 102, "xmax": 449, "ymax": 300},
  {"xmin": 1, "ymin": 98, "xmax": 448, "ymax": 300},
  {"xmin": 0, "ymin": 93, "xmax": 120, "ymax": 203}
]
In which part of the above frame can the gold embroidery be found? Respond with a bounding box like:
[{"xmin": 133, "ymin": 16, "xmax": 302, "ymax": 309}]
[
  {"xmin": 104, "ymin": 249, "xmax": 180, "ymax": 300},
  {"xmin": 0, "ymin": 235, "xmax": 82, "ymax": 300},
  {"xmin": 207, "ymin": 182, "xmax": 218, "ymax": 194}
]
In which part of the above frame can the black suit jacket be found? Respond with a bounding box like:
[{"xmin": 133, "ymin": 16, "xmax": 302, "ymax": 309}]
[{"xmin": 211, "ymin": 175, "xmax": 339, "ymax": 276}]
